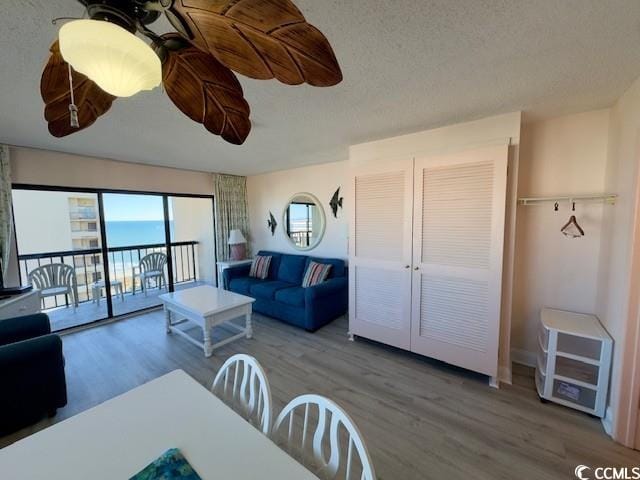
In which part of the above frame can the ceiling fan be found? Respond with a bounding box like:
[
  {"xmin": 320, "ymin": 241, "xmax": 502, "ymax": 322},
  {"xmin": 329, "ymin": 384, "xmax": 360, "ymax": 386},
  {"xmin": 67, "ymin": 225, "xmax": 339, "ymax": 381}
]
[{"xmin": 41, "ymin": 0, "xmax": 343, "ymax": 145}]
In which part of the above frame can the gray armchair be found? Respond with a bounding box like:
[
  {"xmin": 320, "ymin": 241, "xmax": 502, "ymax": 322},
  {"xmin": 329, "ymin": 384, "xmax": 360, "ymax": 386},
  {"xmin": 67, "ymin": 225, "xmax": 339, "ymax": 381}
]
[{"xmin": 0, "ymin": 313, "xmax": 67, "ymax": 435}]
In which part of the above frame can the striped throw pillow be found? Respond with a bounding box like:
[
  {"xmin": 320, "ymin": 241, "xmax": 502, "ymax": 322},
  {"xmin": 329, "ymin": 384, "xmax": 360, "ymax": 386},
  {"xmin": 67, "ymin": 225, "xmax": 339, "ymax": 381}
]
[
  {"xmin": 302, "ymin": 261, "xmax": 332, "ymax": 288},
  {"xmin": 249, "ymin": 255, "xmax": 272, "ymax": 279}
]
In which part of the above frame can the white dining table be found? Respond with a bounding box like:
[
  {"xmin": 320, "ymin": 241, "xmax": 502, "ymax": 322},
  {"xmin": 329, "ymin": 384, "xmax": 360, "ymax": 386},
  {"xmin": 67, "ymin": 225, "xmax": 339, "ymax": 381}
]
[{"xmin": 0, "ymin": 370, "xmax": 319, "ymax": 480}]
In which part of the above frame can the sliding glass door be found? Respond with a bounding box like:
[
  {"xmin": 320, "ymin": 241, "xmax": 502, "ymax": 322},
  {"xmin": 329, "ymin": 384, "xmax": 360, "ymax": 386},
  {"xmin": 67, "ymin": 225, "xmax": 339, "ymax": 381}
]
[
  {"xmin": 103, "ymin": 193, "xmax": 168, "ymax": 316},
  {"xmin": 12, "ymin": 189, "xmax": 108, "ymax": 330},
  {"xmin": 12, "ymin": 185, "xmax": 215, "ymax": 331}
]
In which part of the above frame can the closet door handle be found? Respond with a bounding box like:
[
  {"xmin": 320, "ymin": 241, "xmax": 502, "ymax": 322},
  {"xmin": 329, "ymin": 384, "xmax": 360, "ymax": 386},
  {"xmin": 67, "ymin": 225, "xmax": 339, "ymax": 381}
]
[
  {"xmin": 414, "ymin": 267, "xmax": 419, "ymax": 271},
  {"xmin": 404, "ymin": 265, "xmax": 410, "ymax": 269}
]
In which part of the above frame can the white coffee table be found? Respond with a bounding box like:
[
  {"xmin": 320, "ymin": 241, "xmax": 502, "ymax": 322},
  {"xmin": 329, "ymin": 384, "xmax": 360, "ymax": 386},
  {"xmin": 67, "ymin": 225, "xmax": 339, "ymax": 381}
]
[{"xmin": 159, "ymin": 285, "xmax": 255, "ymax": 357}]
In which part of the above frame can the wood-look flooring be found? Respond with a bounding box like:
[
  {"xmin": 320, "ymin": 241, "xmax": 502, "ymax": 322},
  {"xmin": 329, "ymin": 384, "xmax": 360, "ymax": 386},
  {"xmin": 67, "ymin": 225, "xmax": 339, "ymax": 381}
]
[{"xmin": 2, "ymin": 310, "xmax": 639, "ymax": 479}]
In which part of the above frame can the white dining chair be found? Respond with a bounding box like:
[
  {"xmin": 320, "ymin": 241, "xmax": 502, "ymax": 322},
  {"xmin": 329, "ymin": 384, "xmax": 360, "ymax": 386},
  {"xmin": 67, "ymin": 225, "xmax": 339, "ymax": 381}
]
[
  {"xmin": 272, "ymin": 394, "xmax": 376, "ymax": 480},
  {"xmin": 211, "ymin": 354, "xmax": 272, "ymax": 435}
]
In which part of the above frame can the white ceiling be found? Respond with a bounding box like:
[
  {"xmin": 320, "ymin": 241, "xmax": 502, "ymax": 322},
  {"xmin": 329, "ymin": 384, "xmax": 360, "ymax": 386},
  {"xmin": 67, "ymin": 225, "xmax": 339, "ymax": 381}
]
[{"xmin": 1, "ymin": 0, "xmax": 639, "ymax": 175}]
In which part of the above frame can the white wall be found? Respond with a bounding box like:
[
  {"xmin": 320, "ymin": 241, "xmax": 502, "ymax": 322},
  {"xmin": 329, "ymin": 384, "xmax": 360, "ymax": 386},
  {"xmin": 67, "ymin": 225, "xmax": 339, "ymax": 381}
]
[
  {"xmin": 10, "ymin": 147, "xmax": 214, "ymax": 195},
  {"xmin": 596, "ymin": 75, "xmax": 640, "ymax": 442},
  {"xmin": 171, "ymin": 197, "xmax": 216, "ymax": 284},
  {"xmin": 247, "ymin": 160, "xmax": 349, "ymax": 259},
  {"xmin": 512, "ymin": 110, "xmax": 610, "ymax": 361},
  {"xmin": 349, "ymin": 112, "xmax": 521, "ymax": 164}
]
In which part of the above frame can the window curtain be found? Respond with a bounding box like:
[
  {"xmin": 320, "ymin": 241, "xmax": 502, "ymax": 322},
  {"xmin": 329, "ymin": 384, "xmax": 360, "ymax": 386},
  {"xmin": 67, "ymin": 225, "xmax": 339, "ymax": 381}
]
[
  {"xmin": 0, "ymin": 145, "xmax": 12, "ymax": 285},
  {"xmin": 213, "ymin": 173, "xmax": 251, "ymax": 261}
]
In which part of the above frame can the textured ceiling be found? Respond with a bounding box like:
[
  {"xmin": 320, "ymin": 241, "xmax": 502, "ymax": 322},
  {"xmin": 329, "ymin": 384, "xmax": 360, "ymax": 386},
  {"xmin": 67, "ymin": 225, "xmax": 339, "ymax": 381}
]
[{"xmin": 1, "ymin": 0, "xmax": 640, "ymax": 175}]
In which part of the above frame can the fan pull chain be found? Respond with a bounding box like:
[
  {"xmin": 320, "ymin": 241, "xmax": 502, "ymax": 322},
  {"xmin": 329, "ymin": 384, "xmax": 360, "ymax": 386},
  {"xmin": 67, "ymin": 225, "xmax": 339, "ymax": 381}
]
[{"xmin": 67, "ymin": 63, "xmax": 80, "ymax": 129}]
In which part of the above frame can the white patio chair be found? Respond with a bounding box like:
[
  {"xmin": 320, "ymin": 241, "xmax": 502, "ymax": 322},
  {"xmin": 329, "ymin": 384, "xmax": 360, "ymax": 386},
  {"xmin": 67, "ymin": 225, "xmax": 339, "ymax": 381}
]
[
  {"xmin": 133, "ymin": 252, "xmax": 167, "ymax": 296},
  {"xmin": 273, "ymin": 394, "xmax": 376, "ymax": 480},
  {"xmin": 211, "ymin": 354, "xmax": 272, "ymax": 435},
  {"xmin": 28, "ymin": 263, "xmax": 79, "ymax": 311}
]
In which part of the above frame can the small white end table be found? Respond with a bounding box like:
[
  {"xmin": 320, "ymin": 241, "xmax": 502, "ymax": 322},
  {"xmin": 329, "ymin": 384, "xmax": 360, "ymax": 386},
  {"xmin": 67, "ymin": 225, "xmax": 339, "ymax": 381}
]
[
  {"xmin": 91, "ymin": 280, "xmax": 124, "ymax": 305},
  {"xmin": 217, "ymin": 259, "xmax": 253, "ymax": 289},
  {"xmin": 160, "ymin": 285, "xmax": 255, "ymax": 357}
]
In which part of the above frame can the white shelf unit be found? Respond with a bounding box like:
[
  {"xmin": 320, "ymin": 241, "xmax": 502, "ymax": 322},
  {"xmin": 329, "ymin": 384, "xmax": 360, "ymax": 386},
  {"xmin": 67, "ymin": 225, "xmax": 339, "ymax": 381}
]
[{"xmin": 536, "ymin": 308, "xmax": 612, "ymax": 417}]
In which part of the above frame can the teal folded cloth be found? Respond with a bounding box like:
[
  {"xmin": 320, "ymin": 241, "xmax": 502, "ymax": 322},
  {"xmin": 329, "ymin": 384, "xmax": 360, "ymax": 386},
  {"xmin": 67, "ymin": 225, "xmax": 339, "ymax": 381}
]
[{"xmin": 129, "ymin": 448, "xmax": 202, "ymax": 480}]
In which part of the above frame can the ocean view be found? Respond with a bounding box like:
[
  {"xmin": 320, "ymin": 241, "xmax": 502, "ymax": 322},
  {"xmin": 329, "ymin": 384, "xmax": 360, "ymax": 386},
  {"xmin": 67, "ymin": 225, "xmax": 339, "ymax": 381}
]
[{"xmin": 105, "ymin": 220, "xmax": 175, "ymax": 248}]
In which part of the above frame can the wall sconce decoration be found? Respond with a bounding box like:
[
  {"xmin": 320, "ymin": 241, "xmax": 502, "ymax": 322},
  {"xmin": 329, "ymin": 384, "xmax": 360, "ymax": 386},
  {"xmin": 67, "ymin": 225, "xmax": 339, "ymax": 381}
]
[
  {"xmin": 267, "ymin": 211, "xmax": 278, "ymax": 236},
  {"xmin": 329, "ymin": 187, "xmax": 343, "ymax": 218}
]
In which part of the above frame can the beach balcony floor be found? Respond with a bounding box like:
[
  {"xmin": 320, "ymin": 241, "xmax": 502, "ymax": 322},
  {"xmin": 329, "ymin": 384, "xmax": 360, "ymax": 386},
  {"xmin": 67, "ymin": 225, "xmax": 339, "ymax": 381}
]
[{"xmin": 45, "ymin": 280, "xmax": 207, "ymax": 331}]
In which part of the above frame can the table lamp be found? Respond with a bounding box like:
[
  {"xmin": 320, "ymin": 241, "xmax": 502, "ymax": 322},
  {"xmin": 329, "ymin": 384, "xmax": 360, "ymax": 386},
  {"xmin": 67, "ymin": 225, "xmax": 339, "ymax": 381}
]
[{"xmin": 228, "ymin": 229, "xmax": 247, "ymax": 261}]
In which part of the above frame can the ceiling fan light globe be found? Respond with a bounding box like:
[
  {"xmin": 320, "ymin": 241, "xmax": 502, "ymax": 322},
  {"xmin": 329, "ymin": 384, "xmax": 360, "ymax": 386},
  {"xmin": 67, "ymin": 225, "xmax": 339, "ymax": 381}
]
[{"xmin": 58, "ymin": 19, "xmax": 161, "ymax": 98}]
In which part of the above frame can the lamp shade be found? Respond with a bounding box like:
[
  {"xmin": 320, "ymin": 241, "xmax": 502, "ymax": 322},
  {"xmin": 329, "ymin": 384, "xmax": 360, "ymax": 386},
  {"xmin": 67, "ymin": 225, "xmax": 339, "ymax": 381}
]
[
  {"xmin": 59, "ymin": 19, "xmax": 162, "ymax": 98},
  {"xmin": 228, "ymin": 229, "xmax": 247, "ymax": 245}
]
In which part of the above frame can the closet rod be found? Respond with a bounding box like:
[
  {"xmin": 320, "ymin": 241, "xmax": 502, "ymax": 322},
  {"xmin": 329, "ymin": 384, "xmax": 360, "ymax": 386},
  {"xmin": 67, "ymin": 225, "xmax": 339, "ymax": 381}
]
[{"xmin": 518, "ymin": 194, "xmax": 617, "ymax": 206}]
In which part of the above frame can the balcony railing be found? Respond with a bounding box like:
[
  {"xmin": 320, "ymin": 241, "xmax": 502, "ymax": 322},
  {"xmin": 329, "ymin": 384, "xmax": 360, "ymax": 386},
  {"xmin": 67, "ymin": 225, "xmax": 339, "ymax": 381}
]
[
  {"xmin": 290, "ymin": 230, "xmax": 312, "ymax": 248},
  {"xmin": 18, "ymin": 241, "xmax": 199, "ymax": 310},
  {"xmin": 69, "ymin": 207, "xmax": 97, "ymax": 220}
]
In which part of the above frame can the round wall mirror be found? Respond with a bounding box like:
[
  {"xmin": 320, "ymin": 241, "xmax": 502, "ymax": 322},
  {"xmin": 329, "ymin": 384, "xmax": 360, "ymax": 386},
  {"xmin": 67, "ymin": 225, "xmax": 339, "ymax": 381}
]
[{"xmin": 282, "ymin": 193, "xmax": 326, "ymax": 251}]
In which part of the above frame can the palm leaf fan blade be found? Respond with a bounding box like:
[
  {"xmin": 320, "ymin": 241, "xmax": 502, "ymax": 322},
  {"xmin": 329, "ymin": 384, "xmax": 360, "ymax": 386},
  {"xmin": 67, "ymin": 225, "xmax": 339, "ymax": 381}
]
[
  {"xmin": 165, "ymin": 0, "xmax": 342, "ymax": 86},
  {"xmin": 161, "ymin": 35, "xmax": 251, "ymax": 145},
  {"xmin": 40, "ymin": 41, "xmax": 115, "ymax": 137}
]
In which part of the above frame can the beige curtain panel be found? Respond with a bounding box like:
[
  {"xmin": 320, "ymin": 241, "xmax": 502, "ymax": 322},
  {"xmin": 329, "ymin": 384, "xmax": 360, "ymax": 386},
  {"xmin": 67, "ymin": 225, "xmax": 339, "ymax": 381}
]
[
  {"xmin": 213, "ymin": 173, "xmax": 251, "ymax": 262},
  {"xmin": 0, "ymin": 145, "xmax": 12, "ymax": 283}
]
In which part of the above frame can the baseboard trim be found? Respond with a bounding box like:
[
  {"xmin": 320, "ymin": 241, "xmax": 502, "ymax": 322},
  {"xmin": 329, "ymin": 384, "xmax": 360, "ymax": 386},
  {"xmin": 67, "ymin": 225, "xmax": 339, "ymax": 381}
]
[
  {"xmin": 511, "ymin": 348, "xmax": 537, "ymax": 368},
  {"xmin": 602, "ymin": 406, "xmax": 614, "ymax": 437}
]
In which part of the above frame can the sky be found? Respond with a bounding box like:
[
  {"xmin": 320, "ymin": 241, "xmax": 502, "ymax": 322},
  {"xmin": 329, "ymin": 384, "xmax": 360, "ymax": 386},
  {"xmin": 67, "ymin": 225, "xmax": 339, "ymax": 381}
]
[{"xmin": 103, "ymin": 194, "xmax": 172, "ymax": 222}]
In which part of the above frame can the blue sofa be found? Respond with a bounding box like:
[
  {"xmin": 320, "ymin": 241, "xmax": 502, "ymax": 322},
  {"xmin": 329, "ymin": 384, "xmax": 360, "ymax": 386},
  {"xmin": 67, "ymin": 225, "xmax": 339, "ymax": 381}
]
[{"xmin": 223, "ymin": 251, "xmax": 347, "ymax": 332}]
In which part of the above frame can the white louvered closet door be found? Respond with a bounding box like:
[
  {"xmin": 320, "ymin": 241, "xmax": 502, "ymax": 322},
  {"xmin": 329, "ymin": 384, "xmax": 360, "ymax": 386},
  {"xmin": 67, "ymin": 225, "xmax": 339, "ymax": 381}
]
[
  {"xmin": 349, "ymin": 158, "xmax": 413, "ymax": 349},
  {"xmin": 411, "ymin": 145, "xmax": 508, "ymax": 378}
]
